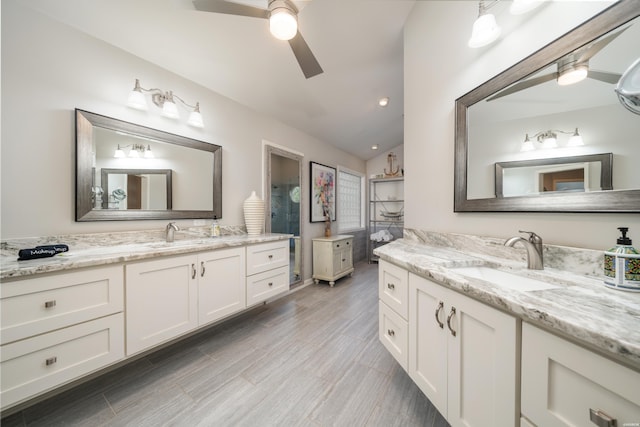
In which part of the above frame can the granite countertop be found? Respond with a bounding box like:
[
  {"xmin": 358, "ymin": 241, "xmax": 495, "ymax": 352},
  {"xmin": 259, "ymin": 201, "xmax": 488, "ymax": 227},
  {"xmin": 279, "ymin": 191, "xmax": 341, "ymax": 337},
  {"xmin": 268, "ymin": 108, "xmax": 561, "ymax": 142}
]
[
  {"xmin": 375, "ymin": 238, "xmax": 640, "ymax": 371},
  {"xmin": 0, "ymin": 229, "xmax": 292, "ymax": 280}
]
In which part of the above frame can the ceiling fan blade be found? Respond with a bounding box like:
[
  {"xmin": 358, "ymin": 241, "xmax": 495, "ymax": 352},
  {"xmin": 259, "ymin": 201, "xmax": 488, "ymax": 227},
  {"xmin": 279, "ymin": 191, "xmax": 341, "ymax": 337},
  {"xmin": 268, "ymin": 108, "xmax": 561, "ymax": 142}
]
[
  {"xmin": 487, "ymin": 73, "xmax": 557, "ymax": 101},
  {"xmin": 576, "ymin": 26, "xmax": 628, "ymax": 62},
  {"xmin": 587, "ymin": 70, "xmax": 622, "ymax": 84},
  {"xmin": 288, "ymin": 31, "xmax": 323, "ymax": 79},
  {"xmin": 192, "ymin": 0, "xmax": 269, "ymax": 19}
]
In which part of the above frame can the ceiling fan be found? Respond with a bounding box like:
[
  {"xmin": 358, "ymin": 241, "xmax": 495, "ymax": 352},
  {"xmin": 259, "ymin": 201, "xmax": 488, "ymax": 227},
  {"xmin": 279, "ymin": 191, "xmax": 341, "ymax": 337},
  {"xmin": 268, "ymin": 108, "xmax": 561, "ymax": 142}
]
[
  {"xmin": 192, "ymin": 0, "xmax": 323, "ymax": 79},
  {"xmin": 487, "ymin": 27, "xmax": 628, "ymax": 101}
]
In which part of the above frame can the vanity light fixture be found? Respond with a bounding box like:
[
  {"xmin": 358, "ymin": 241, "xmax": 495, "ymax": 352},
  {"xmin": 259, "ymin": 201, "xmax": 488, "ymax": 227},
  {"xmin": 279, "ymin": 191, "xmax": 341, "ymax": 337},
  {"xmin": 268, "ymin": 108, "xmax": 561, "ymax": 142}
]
[
  {"xmin": 468, "ymin": 1, "xmax": 501, "ymax": 48},
  {"xmin": 520, "ymin": 128, "xmax": 584, "ymax": 152},
  {"xmin": 114, "ymin": 144, "xmax": 154, "ymax": 159},
  {"xmin": 127, "ymin": 79, "xmax": 204, "ymax": 128}
]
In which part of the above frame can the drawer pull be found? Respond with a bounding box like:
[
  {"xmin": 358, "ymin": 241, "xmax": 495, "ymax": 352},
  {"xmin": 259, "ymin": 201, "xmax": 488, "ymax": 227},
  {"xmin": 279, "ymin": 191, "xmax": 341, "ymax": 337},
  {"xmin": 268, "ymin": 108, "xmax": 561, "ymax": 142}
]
[
  {"xmin": 200, "ymin": 261, "xmax": 206, "ymax": 277},
  {"xmin": 268, "ymin": 254, "xmax": 273, "ymax": 260},
  {"xmin": 387, "ymin": 283, "xmax": 395, "ymax": 290},
  {"xmin": 435, "ymin": 301, "xmax": 444, "ymax": 329},
  {"xmin": 268, "ymin": 282, "xmax": 273, "ymax": 287},
  {"xmin": 44, "ymin": 300, "xmax": 57, "ymax": 308},
  {"xmin": 191, "ymin": 264, "xmax": 196, "ymax": 279},
  {"xmin": 387, "ymin": 329, "xmax": 395, "ymax": 337},
  {"xmin": 336, "ymin": 244, "xmax": 340, "ymax": 248},
  {"xmin": 589, "ymin": 409, "xmax": 617, "ymax": 427},
  {"xmin": 447, "ymin": 306, "xmax": 457, "ymax": 337},
  {"xmin": 45, "ymin": 356, "xmax": 57, "ymax": 366}
]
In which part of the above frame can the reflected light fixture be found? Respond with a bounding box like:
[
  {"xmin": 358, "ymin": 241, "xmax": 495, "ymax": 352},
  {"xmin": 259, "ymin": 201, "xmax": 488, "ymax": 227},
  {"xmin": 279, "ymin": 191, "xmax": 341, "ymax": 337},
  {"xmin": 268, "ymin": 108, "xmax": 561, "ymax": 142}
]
[
  {"xmin": 269, "ymin": 0, "xmax": 298, "ymax": 41},
  {"xmin": 557, "ymin": 58, "xmax": 589, "ymax": 86},
  {"xmin": 127, "ymin": 79, "xmax": 204, "ymax": 128},
  {"xmin": 378, "ymin": 97, "xmax": 390, "ymax": 107},
  {"xmin": 114, "ymin": 144, "xmax": 154, "ymax": 159},
  {"xmin": 468, "ymin": 1, "xmax": 501, "ymax": 48},
  {"xmin": 520, "ymin": 128, "xmax": 584, "ymax": 152}
]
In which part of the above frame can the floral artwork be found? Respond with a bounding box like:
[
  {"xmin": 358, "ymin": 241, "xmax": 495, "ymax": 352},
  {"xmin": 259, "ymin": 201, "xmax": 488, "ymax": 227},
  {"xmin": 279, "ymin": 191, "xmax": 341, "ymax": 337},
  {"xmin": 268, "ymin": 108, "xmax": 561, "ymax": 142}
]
[{"xmin": 310, "ymin": 162, "xmax": 336, "ymax": 222}]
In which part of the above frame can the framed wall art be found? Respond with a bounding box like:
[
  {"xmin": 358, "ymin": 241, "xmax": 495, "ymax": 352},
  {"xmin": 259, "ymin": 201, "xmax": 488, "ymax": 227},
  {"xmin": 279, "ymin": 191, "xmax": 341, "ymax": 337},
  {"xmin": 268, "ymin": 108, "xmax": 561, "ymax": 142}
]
[{"xmin": 310, "ymin": 161, "xmax": 336, "ymax": 222}]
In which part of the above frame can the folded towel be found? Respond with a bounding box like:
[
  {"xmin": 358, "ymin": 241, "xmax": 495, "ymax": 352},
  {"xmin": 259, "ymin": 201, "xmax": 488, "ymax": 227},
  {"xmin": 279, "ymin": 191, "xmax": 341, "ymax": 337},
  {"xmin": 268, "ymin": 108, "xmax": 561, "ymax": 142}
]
[{"xmin": 18, "ymin": 244, "xmax": 69, "ymax": 261}]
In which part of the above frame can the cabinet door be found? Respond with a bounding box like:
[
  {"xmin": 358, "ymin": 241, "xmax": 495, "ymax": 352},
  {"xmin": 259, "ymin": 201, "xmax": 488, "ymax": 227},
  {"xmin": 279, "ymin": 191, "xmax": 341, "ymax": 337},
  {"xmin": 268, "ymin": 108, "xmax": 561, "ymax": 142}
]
[
  {"xmin": 198, "ymin": 248, "xmax": 246, "ymax": 326},
  {"xmin": 409, "ymin": 273, "xmax": 449, "ymax": 416},
  {"xmin": 126, "ymin": 255, "xmax": 198, "ymax": 356},
  {"xmin": 522, "ymin": 323, "xmax": 640, "ymax": 426},
  {"xmin": 446, "ymin": 288, "xmax": 517, "ymax": 427}
]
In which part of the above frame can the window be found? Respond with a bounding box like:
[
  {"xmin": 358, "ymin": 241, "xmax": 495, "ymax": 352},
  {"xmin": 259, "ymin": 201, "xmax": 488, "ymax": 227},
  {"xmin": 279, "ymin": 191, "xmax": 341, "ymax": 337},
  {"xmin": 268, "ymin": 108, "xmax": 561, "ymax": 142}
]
[{"xmin": 337, "ymin": 167, "xmax": 365, "ymax": 231}]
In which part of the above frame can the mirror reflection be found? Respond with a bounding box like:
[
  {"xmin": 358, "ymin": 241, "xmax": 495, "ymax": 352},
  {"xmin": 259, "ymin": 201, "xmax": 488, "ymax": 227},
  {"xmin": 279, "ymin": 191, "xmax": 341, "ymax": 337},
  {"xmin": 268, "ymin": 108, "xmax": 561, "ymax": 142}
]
[
  {"xmin": 455, "ymin": 3, "xmax": 640, "ymax": 212},
  {"xmin": 76, "ymin": 109, "xmax": 222, "ymax": 221}
]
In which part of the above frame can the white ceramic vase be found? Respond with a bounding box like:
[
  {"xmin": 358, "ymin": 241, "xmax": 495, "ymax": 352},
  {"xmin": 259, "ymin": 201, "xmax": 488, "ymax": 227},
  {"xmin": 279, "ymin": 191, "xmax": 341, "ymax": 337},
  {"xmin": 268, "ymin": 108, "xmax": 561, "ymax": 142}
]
[{"xmin": 243, "ymin": 191, "xmax": 265, "ymax": 236}]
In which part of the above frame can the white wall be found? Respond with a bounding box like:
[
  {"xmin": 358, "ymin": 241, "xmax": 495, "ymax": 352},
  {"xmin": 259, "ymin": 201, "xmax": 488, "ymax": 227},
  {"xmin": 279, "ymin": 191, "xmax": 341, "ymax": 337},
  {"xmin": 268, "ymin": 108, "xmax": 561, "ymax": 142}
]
[
  {"xmin": 404, "ymin": 1, "xmax": 639, "ymax": 251},
  {"xmin": 366, "ymin": 144, "xmax": 404, "ymax": 179},
  {"xmin": 0, "ymin": 1, "xmax": 365, "ymax": 281}
]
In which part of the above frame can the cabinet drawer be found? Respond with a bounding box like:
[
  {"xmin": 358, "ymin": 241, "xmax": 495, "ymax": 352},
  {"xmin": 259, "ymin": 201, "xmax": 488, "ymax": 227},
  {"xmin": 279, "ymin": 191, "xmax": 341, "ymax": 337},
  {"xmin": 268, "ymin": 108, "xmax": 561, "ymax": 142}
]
[
  {"xmin": 1, "ymin": 313, "xmax": 124, "ymax": 409},
  {"xmin": 378, "ymin": 260, "xmax": 408, "ymax": 320},
  {"xmin": 246, "ymin": 265, "xmax": 289, "ymax": 306},
  {"xmin": 332, "ymin": 238, "xmax": 352, "ymax": 251},
  {"xmin": 379, "ymin": 300, "xmax": 408, "ymax": 371},
  {"xmin": 522, "ymin": 323, "xmax": 640, "ymax": 426},
  {"xmin": 1, "ymin": 266, "xmax": 124, "ymax": 344},
  {"xmin": 246, "ymin": 240, "xmax": 289, "ymax": 276}
]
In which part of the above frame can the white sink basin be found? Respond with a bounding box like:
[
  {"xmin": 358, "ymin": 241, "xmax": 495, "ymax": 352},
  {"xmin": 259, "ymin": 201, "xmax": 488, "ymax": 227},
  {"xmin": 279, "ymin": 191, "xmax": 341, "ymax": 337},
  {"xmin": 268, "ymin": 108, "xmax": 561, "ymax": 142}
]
[{"xmin": 452, "ymin": 267, "xmax": 560, "ymax": 292}]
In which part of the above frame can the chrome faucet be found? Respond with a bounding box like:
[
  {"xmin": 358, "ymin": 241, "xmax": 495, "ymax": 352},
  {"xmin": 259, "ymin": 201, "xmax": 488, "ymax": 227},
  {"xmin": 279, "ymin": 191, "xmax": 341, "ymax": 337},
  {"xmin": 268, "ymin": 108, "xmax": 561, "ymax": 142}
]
[
  {"xmin": 166, "ymin": 222, "xmax": 179, "ymax": 243},
  {"xmin": 504, "ymin": 231, "xmax": 544, "ymax": 270}
]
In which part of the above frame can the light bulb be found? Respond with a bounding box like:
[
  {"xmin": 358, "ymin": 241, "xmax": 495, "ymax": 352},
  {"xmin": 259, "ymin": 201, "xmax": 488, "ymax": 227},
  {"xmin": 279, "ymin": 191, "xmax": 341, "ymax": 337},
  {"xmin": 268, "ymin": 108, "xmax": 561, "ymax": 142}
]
[
  {"xmin": 468, "ymin": 13, "xmax": 501, "ymax": 48},
  {"xmin": 162, "ymin": 95, "xmax": 179, "ymax": 119},
  {"xmin": 520, "ymin": 134, "xmax": 535, "ymax": 152},
  {"xmin": 144, "ymin": 145, "xmax": 154, "ymax": 158},
  {"xmin": 269, "ymin": 8, "xmax": 297, "ymax": 40},
  {"xmin": 566, "ymin": 128, "xmax": 584, "ymax": 147},
  {"xmin": 127, "ymin": 79, "xmax": 148, "ymax": 110},
  {"xmin": 187, "ymin": 103, "xmax": 204, "ymax": 128},
  {"xmin": 114, "ymin": 145, "xmax": 125, "ymax": 158}
]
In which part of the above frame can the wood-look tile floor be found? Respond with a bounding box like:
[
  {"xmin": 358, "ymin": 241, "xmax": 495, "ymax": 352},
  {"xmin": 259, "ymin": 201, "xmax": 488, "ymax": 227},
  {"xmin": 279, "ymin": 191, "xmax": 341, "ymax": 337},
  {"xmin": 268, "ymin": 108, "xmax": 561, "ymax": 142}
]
[{"xmin": 2, "ymin": 261, "xmax": 449, "ymax": 427}]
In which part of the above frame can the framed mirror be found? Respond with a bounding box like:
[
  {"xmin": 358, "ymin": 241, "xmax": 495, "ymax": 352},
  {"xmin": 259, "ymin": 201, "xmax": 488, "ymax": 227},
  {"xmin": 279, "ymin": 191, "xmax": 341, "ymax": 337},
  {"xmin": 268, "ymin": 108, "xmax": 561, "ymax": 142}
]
[
  {"xmin": 76, "ymin": 109, "xmax": 222, "ymax": 221},
  {"xmin": 454, "ymin": 1, "xmax": 640, "ymax": 212}
]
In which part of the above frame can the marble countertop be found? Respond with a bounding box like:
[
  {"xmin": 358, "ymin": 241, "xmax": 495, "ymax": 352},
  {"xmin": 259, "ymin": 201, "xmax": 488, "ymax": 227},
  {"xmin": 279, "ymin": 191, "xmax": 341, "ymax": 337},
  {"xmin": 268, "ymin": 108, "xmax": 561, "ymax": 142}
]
[
  {"xmin": 375, "ymin": 238, "xmax": 640, "ymax": 370},
  {"xmin": 0, "ymin": 229, "xmax": 292, "ymax": 280}
]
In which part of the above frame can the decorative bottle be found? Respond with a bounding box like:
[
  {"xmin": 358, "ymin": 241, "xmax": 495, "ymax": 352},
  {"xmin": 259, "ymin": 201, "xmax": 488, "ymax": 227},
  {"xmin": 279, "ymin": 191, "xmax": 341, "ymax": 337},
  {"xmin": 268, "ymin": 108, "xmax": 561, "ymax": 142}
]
[{"xmin": 604, "ymin": 227, "xmax": 640, "ymax": 292}]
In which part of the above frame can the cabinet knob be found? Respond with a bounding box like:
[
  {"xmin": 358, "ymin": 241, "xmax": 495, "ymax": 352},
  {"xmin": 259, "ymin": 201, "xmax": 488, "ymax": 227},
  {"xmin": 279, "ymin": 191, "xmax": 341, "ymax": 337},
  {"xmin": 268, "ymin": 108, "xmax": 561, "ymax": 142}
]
[
  {"xmin": 589, "ymin": 409, "xmax": 617, "ymax": 427},
  {"xmin": 268, "ymin": 282, "xmax": 273, "ymax": 287},
  {"xmin": 268, "ymin": 254, "xmax": 273, "ymax": 260},
  {"xmin": 434, "ymin": 301, "xmax": 444, "ymax": 329},
  {"xmin": 387, "ymin": 329, "xmax": 395, "ymax": 337},
  {"xmin": 45, "ymin": 356, "xmax": 57, "ymax": 366},
  {"xmin": 387, "ymin": 283, "xmax": 395, "ymax": 290},
  {"xmin": 44, "ymin": 300, "xmax": 57, "ymax": 308},
  {"xmin": 446, "ymin": 306, "xmax": 457, "ymax": 337}
]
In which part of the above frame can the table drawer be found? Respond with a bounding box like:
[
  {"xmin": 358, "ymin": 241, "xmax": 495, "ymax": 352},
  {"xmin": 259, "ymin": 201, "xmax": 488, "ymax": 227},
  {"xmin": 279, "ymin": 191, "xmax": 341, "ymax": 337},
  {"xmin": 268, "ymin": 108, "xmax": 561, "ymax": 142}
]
[
  {"xmin": 246, "ymin": 265, "xmax": 289, "ymax": 306},
  {"xmin": 1, "ymin": 266, "xmax": 124, "ymax": 344},
  {"xmin": 1, "ymin": 313, "xmax": 124, "ymax": 409},
  {"xmin": 246, "ymin": 241, "xmax": 289, "ymax": 276}
]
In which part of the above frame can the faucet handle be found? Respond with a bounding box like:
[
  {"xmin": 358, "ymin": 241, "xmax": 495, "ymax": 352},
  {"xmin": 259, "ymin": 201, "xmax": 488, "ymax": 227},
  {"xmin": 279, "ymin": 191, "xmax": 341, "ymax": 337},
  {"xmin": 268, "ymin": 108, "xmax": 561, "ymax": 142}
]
[{"xmin": 519, "ymin": 230, "xmax": 541, "ymax": 243}]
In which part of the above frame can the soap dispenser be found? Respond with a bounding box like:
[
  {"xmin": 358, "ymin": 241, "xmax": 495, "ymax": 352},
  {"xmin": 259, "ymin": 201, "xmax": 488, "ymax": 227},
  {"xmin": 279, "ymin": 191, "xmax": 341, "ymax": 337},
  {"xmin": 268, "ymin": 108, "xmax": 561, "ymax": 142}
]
[
  {"xmin": 210, "ymin": 216, "xmax": 221, "ymax": 238},
  {"xmin": 604, "ymin": 227, "xmax": 640, "ymax": 292}
]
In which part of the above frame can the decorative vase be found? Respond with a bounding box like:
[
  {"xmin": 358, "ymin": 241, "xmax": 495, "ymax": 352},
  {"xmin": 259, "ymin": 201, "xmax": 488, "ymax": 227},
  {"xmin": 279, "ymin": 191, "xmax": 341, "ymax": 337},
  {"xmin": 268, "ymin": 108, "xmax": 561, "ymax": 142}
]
[
  {"xmin": 243, "ymin": 191, "xmax": 265, "ymax": 236},
  {"xmin": 324, "ymin": 216, "xmax": 332, "ymax": 237}
]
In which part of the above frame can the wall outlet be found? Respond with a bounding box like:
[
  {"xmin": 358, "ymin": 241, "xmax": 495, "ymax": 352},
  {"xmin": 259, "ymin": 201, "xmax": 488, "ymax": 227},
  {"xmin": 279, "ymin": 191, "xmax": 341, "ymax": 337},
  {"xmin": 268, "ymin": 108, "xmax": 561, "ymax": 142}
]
[{"xmin": 193, "ymin": 219, "xmax": 206, "ymax": 226}]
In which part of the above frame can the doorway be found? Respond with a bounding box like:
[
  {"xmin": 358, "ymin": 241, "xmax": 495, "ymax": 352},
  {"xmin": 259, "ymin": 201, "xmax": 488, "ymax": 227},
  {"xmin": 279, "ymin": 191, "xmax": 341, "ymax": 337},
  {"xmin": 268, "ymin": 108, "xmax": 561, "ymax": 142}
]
[{"xmin": 264, "ymin": 145, "xmax": 303, "ymax": 287}]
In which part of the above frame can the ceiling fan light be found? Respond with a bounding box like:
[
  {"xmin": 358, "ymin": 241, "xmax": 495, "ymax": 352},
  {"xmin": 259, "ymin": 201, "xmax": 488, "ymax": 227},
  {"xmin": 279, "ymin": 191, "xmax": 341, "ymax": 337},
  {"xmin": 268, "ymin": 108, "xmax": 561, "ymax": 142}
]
[
  {"xmin": 557, "ymin": 64, "xmax": 588, "ymax": 86},
  {"xmin": 269, "ymin": 8, "xmax": 297, "ymax": 41},
  {"xmin": 468, "ymin": 13, "xmax": 501, "ymax": 48}
]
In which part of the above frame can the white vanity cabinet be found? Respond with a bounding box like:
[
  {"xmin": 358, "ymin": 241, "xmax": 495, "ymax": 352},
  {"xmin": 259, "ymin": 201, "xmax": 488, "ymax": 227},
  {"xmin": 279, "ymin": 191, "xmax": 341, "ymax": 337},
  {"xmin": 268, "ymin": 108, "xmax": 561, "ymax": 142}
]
[
  {"xmin": 312, "ymin": 235, "xmax": 354, "ymax": 286},
  {"xmin": 0, "ymin": 266, "xmax": 125, "ymax": 409},
  {"xmin": 378, "ymin": 260, "xmax": 409, "ymax": 370},
  {"xmin": 521, "ymin": 323, "xmax": 640, "ymax": 426},
  {"xmin": 126, "ymin": 247, "xmax": 248, "ymax": 355},
  {"xmin": 246, "ymin": 240, "xmax": 290, "ymax": 306},
  {"xmin": 408, "ymin": 273, "xmax": 518, "ymax": 427}
]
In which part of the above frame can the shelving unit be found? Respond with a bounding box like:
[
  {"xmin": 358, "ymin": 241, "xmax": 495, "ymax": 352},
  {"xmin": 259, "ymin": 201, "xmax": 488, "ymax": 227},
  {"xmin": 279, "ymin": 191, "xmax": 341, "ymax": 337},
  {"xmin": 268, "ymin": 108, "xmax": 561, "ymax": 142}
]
[{"xmin": 368, "ymin": 176, "xmax": 404, "ymax": 262}]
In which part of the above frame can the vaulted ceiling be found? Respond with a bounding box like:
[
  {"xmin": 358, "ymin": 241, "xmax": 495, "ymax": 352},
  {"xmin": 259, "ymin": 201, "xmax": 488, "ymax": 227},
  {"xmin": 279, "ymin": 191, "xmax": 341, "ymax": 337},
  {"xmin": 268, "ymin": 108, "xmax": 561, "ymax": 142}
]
[{"xmin": 22, "ymin": 0, "xmax": 416, "ymax": 160}]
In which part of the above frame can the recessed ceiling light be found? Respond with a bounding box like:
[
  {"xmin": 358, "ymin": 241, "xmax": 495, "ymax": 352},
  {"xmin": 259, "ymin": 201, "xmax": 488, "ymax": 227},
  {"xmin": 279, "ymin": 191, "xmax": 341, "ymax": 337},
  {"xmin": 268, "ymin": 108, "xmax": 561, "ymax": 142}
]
[
  {"xmin": 371, "ymin": 144, "xmax": 379, "ymax": 150},
  {"xmin": 378, "ymin": 97, "xmax": 389, "ymax": 107}
]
